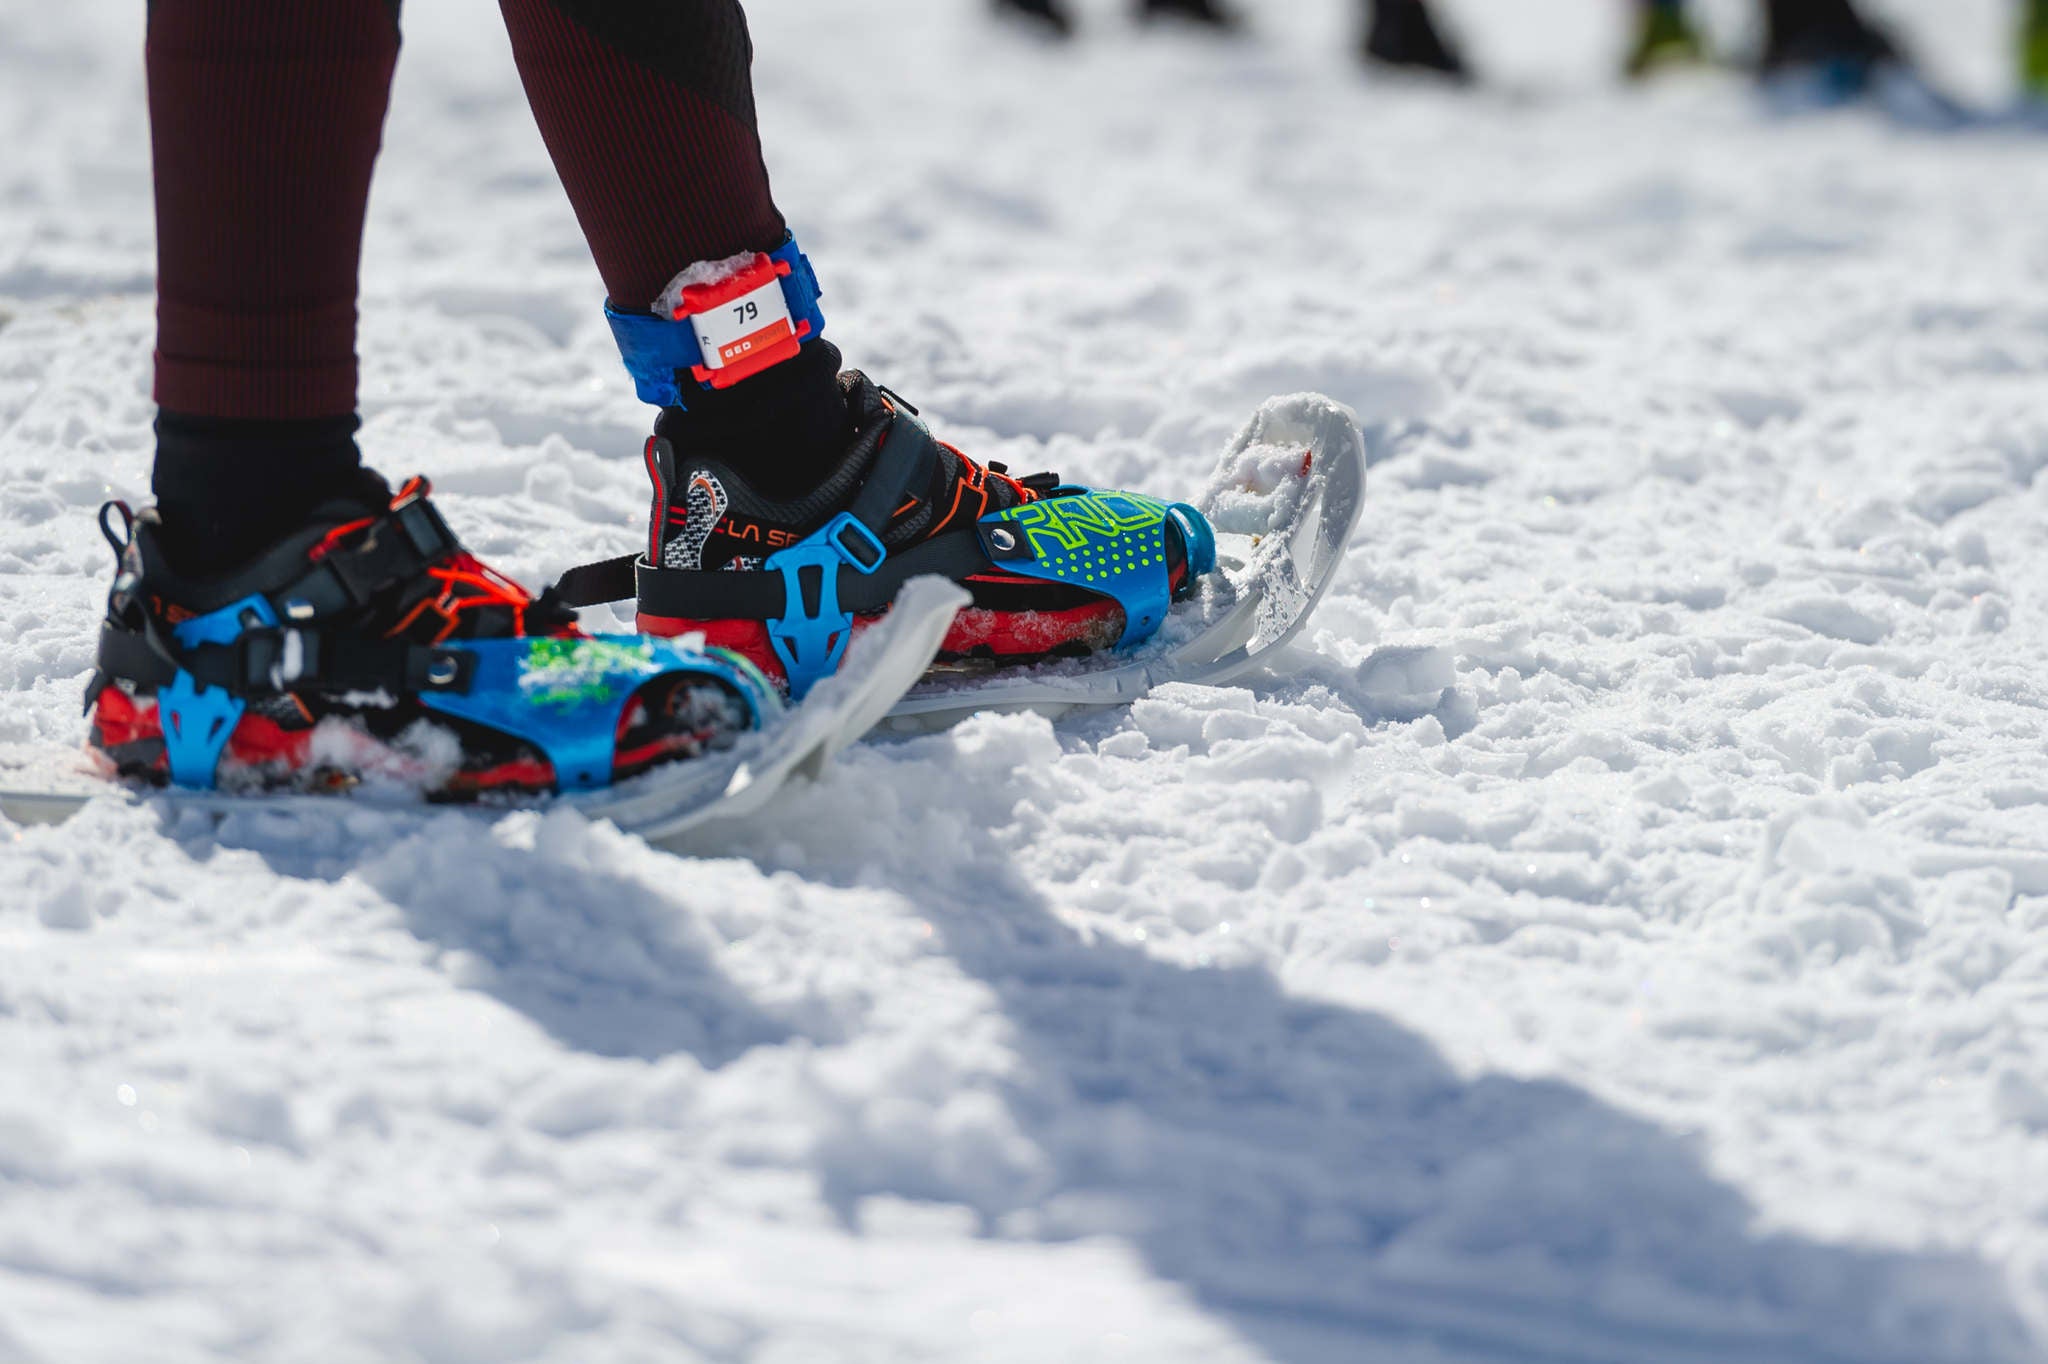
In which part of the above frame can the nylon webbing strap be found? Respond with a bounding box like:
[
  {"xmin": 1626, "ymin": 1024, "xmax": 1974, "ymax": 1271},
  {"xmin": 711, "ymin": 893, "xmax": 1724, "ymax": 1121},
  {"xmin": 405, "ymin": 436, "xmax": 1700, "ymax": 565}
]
[
  {"xmin": 552, "ymin": 555, "xmax": 637, "ymax": 610},
  {"xmin": 232, "ymin": 495, "xmax": 460, "ymax": 622},
  {"xmin": 844, "ymin": 404, "xmax": 939, "ymax": 538},
  {"xmin": 95, "ymin": 619, "xmax": 476, "ymax": 699},
  {"xmin": 617, "ymin": 531, "xmax": 990, "ymax": 620},
  {"xmin": 551, "ymin": 402, "xmax": 983, "ymax": 620}
]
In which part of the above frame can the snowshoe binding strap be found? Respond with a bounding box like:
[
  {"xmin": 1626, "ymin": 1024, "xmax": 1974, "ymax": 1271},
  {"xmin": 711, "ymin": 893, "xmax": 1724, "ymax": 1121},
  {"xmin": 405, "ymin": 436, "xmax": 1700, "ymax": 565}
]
[
  {"xmin": 554, "ymin": 398, "xmax": 983, "ymax": 699},
  {"xmin": 92, "ymin": 481, "xmax": 486, "ymax": 701}
]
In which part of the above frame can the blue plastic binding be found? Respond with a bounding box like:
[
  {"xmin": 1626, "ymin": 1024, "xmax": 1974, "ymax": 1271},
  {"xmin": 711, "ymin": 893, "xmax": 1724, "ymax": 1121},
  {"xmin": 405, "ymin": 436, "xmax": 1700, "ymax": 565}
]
[
  {"xmin": 977, "ymin": 490, "xmax": 1216, "ymax": 650},
  {"xmin": 154, "ymin": 612, "xmax": 772, "ymax": 796},
  {"xmin": 422, "ymin": 636, "xmax": 773, "ymax": 793},
  {"xmin": 161, "ymin": 595, "xmax": 273, "ymax": 788},
  {"xmin": 762, "ymin": 512, "xmax": 885, "ymax": 701}
]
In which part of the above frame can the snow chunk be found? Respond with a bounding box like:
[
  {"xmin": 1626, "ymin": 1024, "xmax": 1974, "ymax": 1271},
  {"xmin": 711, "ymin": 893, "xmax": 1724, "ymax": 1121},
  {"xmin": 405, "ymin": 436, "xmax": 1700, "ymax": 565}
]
[
  {"xmin": 192, "ymin": 1079, "xmax": 301, "ymax": 1153},
  {"xmin": 1353, "ymin": 643, "xmax": 1456, "ymax": 721},
  {"xmin": 653, "ymin": 250, "xmax": 762, "ymax": 320},
  {"xmin": 1767, "ymin": 595, "xmax": 1892, "ymax": 646}
]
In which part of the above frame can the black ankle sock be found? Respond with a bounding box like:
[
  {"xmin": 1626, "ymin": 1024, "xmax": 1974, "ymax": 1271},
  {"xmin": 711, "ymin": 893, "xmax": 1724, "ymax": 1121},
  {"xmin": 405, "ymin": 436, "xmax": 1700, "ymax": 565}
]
[
  {"xmin": 151, "ymin": 411, "xmax": 385, "ymax": 576},
  {"xmin": 654, "ymin": 340, "xmax": 851, "ymax": 502}
]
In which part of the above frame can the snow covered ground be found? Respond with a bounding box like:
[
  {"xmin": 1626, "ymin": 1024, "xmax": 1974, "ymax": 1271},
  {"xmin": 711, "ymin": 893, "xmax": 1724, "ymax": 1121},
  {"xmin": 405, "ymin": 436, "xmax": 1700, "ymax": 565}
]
[{"xmin": 4, "ymin": 0, "xmax": 2048, "ymax": 1359}]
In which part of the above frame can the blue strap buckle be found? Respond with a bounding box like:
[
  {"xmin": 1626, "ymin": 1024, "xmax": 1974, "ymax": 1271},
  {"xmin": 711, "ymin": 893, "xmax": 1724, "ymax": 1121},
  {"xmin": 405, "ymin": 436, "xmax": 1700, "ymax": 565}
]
[
  {"xmin": 160, "ymin": 594, "xmax": 276, "ymax": 788},
  {"xmin": 764, "ymin": 513, "xmax": 886, "ymax": 700}
]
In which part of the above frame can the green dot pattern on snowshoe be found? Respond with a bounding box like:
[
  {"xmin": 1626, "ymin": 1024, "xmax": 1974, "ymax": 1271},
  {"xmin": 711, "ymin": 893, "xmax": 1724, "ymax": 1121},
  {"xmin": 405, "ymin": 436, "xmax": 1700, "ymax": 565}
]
[
  {"xmin": 518, "ymin": 636, "xmax": 664, "ymax": 708},
  {"xmin": 1006, "ymin": 492, "xmax": 1170, "ymax": 584},
  {"xmin": 981, "ymin": 490, "xmax": 1208, "ymax": 649}
]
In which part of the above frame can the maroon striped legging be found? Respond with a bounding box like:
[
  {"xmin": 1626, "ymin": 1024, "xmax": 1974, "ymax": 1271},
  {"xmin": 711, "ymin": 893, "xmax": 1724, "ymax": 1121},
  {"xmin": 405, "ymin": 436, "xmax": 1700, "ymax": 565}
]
[{"xmin": 147, "ymin": 0, "xmax": 786, "ymax": 421}]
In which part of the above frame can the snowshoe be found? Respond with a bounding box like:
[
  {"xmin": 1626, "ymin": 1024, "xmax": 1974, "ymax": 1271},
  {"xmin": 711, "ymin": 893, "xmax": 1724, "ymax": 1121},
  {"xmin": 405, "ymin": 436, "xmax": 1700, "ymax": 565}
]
[
  {"xmin": 554, "ymin": 372, "xmax": 1218, "ymax": 701},
  {"xmin": 84, "ymin": 476, "xmax": 779, "ymax": 798}
]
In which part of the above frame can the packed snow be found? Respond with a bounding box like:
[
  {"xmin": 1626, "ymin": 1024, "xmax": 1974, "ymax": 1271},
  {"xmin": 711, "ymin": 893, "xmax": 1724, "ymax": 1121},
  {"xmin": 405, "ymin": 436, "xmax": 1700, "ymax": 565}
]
[{"xmin": 4, "ymin": 0, "xmax": 2047, "ymax": 1360}]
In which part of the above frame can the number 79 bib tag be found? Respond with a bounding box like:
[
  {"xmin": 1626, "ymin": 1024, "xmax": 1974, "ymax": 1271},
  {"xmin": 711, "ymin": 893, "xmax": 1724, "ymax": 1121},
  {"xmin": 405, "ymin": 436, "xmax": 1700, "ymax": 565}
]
[{"xmin": 669, "ymin": 253, "xmax": 813, "ymax": 390}]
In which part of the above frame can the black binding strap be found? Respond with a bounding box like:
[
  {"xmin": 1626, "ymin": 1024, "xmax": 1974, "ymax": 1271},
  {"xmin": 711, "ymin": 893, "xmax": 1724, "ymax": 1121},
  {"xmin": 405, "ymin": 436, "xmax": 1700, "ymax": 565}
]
[
  {"xmin": 280, "ymin": 493, "xmax": 460, "ymax": 619},
  {"xmin": 95, "ymin": 620, "xmax": 478, "ymax": 698},
  {"xmin": 634, "ymin": 531, "xmax": 992, "ymax": 620},
  {"xmin": 554, "ymin": 554, "xmax": 637, "ymax": 610},
  {"xmin": 844, "ymin": 403, "xmax": 939, "ymax": 536},
  {"xmin": 94, "ymin": 489, "xmax": 480, "ymax": 700},
  {"xmin": 95, "ymin": 617, "xmax": 478, "ymax": 700},
  {"xmin": 551, "ymin": 402, "xmax": 986, "ymax": 619}
]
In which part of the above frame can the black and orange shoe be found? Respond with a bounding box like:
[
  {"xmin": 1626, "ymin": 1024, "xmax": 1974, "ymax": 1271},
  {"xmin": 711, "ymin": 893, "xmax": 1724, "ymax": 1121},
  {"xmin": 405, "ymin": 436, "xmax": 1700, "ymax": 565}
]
[
  {"xmin": 86, "ymin": 475, "xmax": 774, "ymax": 797},
  {"xmin": 555, "ymin": 371, "xmax": 1216, "ymax": 700}
]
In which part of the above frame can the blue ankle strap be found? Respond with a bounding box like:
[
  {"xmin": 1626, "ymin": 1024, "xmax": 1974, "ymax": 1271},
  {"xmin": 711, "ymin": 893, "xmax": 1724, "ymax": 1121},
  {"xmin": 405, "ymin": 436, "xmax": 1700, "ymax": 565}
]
[{"xmin": 605, "ymin": 235, "xmax": 825, "ymax": 408}]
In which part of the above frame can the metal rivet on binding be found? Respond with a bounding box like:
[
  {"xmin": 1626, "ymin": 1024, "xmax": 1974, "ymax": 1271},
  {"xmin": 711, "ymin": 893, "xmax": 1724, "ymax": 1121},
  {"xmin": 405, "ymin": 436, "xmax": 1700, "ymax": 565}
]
[
  {"xmin": 425, "ymin": 655, "xmax": 460, "ymax": 687},
  {"xmin": 990, "ymin": 528, "xmax": 1017, "ymax": 553}
]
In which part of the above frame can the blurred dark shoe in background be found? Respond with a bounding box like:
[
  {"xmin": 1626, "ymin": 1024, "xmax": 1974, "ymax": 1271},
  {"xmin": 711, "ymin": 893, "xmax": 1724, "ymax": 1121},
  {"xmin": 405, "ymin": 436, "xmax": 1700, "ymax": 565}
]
[
  {"xmin": 1136, "ymin": 0, "xmax": 1243, "ymax": 31},
  {"xmin": 1756, "ymin": 0, "xmax": 1970, "ymax": 127},
  {"xmin": 994, "ymin": 0, "xmax": 1075, "ymax": 38},
  {"xmin": 1758, "ymin": 0, "xmax": 1898, "ymax": 100},
  {"xmin": 2025, "ymin": 0, "xmax": 2048, "ymax": 99},
  {"xmin": 1362, "ymin": 0, "xmax": 1468, "ymax": 80},
  {"xmin": 1626, "ymin": 0, "xmax": 1707, "ymax": 79}
]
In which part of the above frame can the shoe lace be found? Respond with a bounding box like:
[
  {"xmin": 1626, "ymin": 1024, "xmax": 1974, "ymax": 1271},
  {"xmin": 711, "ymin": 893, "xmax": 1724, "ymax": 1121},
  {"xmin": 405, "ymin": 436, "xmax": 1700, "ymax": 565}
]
[
  {"xmin": 393, "ymin": 553, "xmax": 542, "ymax": 642},
  {"xmin": 958, "ymin": 446, "xmax": 1041, "ymax": 507}
]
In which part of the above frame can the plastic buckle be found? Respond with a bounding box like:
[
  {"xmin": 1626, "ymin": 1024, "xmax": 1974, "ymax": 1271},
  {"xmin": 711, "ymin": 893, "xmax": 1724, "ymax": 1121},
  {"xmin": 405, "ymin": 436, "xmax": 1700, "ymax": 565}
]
[
  {"xmin": 160, "ymin": 595, "xmax": 275, "ymax": 788},
  {"xmin": 764, "ymin": 513, "xmax": 886, "ymax": 700},
  {"xmin": 827, "ymin": 514, "xmax": 887, "ymax": 574}
]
